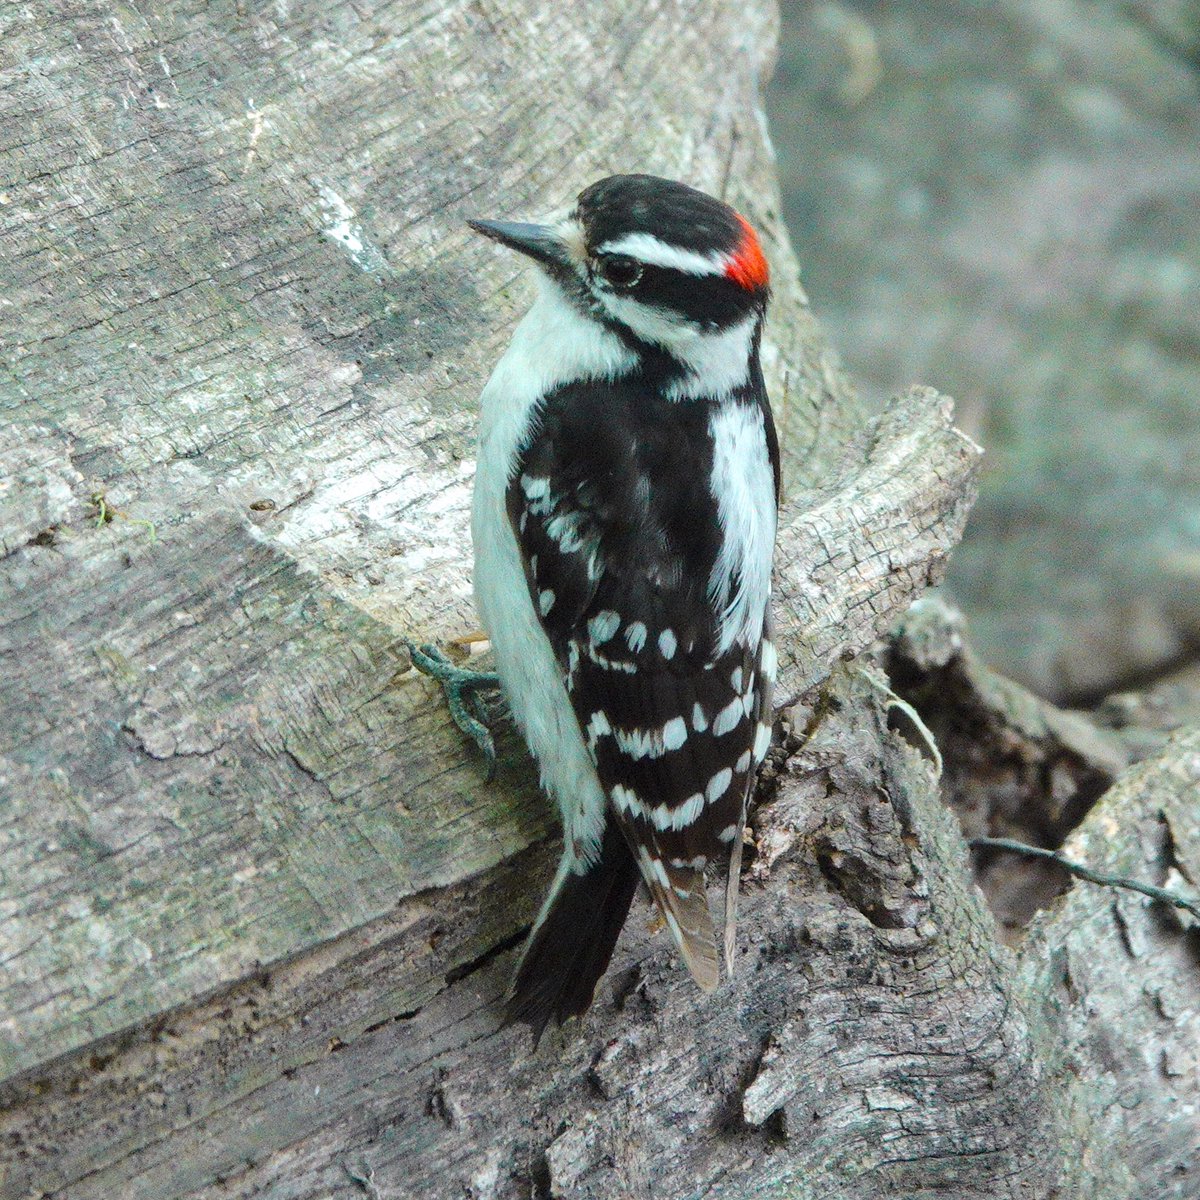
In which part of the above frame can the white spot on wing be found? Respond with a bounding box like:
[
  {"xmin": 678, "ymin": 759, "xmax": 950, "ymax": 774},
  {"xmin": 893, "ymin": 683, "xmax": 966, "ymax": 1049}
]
[
  {"xmin": 713, "ymin": 696, "xmax": 744, "ymax": 737},
  {"xmin": 637, "ymin": 846, "xmax": 671, "ymax": 887},
  {"xmin": 545, "ymin": 512, "xmax": 585, "ymax": 553},
  {"xmin": 614, "ymin": 726, "xmax": 662, "ymax": 760},
  {"xmin": 624, "ymin": 621, "xmax": 648, "ymax": 652},
  {"xmin": 588, "ymin": 610, "xmax": 620, "ymax": 644},
  {"xmin": 658, "ymin": 628, "xmax": 677, "ymax": 659},
  {"xmin": 692, "ymin": 702, "xmax": 709, "ymax": 732},
  {"xmin": 585, "ymin": 645, "xmax": 637, "ymax": 673},
  {"xmin": 754, "ymin": 721, "xmax": 772, "ymax": 761},
  {"xmin": 647, "ymin": 792, "xmax": 705, "ymax": 831},
  {"xmin": 539, "ymin": 589, "xmax": 555, "ymax": 615},
  {"xmin": 662, "ymin": 716, "xmax": 687, "ymax": 751},
  {"xmin": 760, "ymin": 638, "xmax": 778, "ymax": 682},
  {"xmin": 586, "ymin": 710, "xmax": 612, "ymax": 750},
  {"xmin": 612, "ymin": 784, "xmax": 649, "ymax": 821},
  {"xmin": 522, "ymin": 475, "xmax": 554, "ymax": 516},
  {"xmin": 706, "ymin": 767, "xmax": 733, "ymax": 804},
  {"xmin": 609, "ymin": 715, "xmax": 688, "ymax": 760}
]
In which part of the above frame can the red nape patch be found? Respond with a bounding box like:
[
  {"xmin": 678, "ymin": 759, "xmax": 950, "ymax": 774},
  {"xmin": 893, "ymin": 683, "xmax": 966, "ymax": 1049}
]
[{"xmin": 724, "ymin": 213, "xmax": 769, "ymax": 291}]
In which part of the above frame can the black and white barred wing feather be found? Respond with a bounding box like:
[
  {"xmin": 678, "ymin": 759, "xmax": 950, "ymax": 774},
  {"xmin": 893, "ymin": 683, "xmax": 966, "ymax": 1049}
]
[{"xmin": 506, "ymin": 389, "xmax": 775, "ymax": 1002}]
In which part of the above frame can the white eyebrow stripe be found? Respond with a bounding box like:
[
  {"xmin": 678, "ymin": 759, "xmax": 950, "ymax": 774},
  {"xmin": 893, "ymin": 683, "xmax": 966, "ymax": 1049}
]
[{"xmin": 596, "ymin": 232, "xmax": 728, "ymax": 277}]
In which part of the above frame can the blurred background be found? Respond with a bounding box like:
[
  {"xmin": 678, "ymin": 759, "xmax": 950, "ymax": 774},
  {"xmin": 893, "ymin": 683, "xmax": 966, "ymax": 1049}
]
[{"xmin": 767, "ymin": 0, "xmax": 1200, "ymax": 705}]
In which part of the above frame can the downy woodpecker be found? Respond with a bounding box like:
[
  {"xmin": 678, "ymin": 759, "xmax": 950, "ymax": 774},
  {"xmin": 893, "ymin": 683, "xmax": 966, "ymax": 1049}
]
[{"xmin": 468, "ymin": 174, "xmax": 778, "ymax": 1039}]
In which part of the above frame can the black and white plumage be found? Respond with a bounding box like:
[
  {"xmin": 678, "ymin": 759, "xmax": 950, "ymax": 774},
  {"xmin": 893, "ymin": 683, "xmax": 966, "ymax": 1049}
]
[{"xmin": 469, "ymin": 174, "xmax": 779, "ymax": 1039}]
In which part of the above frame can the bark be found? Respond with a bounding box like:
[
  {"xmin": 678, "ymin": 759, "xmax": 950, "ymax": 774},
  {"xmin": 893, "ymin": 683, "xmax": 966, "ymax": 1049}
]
[{"xmin": 0, "ymin": 2, "xmax": 1195, "ymax": 1199}]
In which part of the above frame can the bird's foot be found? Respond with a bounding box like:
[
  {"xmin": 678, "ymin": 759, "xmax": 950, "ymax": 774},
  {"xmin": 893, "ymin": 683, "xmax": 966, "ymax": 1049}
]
[{"xmin": 407, "ymin": 640, "xmax": 502, "ymax": 780}]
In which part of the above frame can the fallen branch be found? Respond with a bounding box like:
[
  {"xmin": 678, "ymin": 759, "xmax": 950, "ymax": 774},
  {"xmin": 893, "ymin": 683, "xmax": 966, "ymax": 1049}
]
[{"xmin": 970, "ymin": 836, "xmax": 1200, "ymax": 922}]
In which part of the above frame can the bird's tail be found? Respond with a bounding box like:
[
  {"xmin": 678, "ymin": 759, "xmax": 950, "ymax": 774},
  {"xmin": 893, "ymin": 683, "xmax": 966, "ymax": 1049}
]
[{"xmin": 505, "ymin": 822, "xmax": 641, "ymax": 1046}]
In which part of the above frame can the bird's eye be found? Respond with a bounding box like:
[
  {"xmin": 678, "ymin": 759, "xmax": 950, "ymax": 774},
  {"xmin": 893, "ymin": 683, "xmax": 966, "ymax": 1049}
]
[{"xmin": 595, "ymin": 254, "xmax": 643, "ymax": 289}]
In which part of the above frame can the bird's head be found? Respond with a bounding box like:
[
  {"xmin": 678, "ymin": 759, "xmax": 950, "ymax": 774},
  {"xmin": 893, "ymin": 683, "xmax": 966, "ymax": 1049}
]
[{"xmin": 469, "ymin": 174, "xmax": 770, "ymax": 361}]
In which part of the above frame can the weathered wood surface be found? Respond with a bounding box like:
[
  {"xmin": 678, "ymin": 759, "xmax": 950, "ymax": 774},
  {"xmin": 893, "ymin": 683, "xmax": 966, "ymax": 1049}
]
[
  {"xmin": 888, "ymin": 598, "xmax": 1200, "ymax": 1195},
  {"xmin": 0, "ymin": 0, "xmax": 981, "ymax": 1191},
  {"xmin": 1, "ymin": 0, "xmax": 862, "ymax": 1089},
  {"xmin": 8, "ymin": 659, "xmax": 1195, "ymax": 1200},
  {"xmin": 3, "ymin": 1, "xmax": 1196, "ymax": 1198},
  {"xmin": 0, "ymin": 386, "xmax": 977, "ymax": 1197}
]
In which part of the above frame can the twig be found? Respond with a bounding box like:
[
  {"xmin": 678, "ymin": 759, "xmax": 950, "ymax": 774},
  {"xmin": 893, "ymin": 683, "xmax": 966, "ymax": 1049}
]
[
  {"xmin": 970, "ymin": 836, "xmax": 1200, "ymax": 922},
  {"xmin": 856, "ymin": 666, "xmax": 944, "ymax": 777}
]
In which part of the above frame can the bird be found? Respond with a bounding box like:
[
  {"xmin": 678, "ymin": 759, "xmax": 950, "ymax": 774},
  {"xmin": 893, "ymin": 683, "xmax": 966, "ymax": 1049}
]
[{"xmin": 424, "ymin": 174, "xmax": 779, "ymax": 1042}]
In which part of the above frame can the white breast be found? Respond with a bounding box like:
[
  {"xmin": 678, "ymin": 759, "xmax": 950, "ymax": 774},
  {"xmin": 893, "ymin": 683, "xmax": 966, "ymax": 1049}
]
[{"xmin": 471, "ymin": 281, "xmax": 636, "ymax": 872}]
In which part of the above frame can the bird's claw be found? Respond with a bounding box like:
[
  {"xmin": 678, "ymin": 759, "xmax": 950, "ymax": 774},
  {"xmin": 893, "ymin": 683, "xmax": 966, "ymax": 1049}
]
[{"xmin": 407, "ymin": 640, "xmax": 502, "ymax": 780}]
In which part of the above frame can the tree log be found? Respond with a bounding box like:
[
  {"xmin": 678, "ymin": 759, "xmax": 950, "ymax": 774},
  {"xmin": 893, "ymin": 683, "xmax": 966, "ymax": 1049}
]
[{"xmin": 0, "ymin": 2, "xmax": 1194, "ymax": 1198}]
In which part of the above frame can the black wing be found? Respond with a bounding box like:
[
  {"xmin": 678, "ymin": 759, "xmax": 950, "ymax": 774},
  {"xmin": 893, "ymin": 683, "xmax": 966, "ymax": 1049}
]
[{"xmin": 508, "ymin": 379, "xmax": 775, "ymax": 988}]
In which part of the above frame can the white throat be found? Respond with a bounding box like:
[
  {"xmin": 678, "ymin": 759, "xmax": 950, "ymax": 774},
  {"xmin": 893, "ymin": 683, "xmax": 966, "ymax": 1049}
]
[{"xmin": 475, "ymin": 280, "xmax": 637, "ymax": 467}]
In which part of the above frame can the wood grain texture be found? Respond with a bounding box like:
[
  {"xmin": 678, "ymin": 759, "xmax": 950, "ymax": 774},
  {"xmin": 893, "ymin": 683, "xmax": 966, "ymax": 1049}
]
[
  {"xmin": 0, "ymin": 0, "xmax": 860, "ymax": 1089},
  {"xmin": 0, "ymin": 391, "xmax": 979, "ymax": 1199},
  {"xmin": 8, "ymin": 672, "xmax": 1191, "ymax": 1200},
  {"xmin": 7, "ymin": 2, "xmax": 1191, "ymax": 1198}
]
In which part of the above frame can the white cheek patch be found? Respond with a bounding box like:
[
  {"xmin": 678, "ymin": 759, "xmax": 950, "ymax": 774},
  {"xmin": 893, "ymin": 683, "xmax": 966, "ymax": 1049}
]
[
  {"xmin": 594, "ymin": 295, "xmax": 757, "ymax": 404},
  {"xmin": 598, "ymin": 291, "xmax": 700, "ymax": 351}
]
